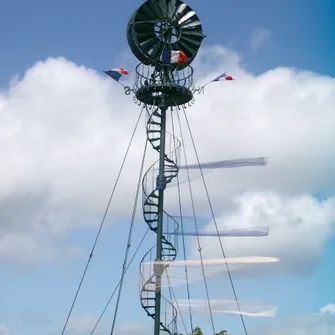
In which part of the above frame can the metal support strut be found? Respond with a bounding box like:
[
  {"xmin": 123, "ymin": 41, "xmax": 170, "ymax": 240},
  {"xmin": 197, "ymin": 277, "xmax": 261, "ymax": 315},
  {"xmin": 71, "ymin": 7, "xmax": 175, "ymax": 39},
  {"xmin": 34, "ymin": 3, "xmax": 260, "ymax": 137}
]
[
  {"xmin": 154, "ymin": 104, "xmax": 167, "ymax": 335},
  {"xmin": 126, "ymin": 1, "xmax": 203, "ymax": 333}
]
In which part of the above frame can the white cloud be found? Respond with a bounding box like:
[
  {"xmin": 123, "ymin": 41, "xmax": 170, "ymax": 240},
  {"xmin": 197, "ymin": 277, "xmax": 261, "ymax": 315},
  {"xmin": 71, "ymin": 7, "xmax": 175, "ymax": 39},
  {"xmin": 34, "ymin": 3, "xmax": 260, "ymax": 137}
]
[
  {"xmin": 64, "ymin": 306, "xmax": 335, "ymax": 335},
  {"xmin": 259, "ymin": 304, "xmax": 335, "ymax": 335},
  {"xmin": 190, "ymin": 192, "xmax": 335, "ymax": 275},
  {"xmin": 250, "ymin": 29, "xmax": 272, "ymax": 52},
  {"xmin": 321, "ymin": 304, "xmax": 335, "ymax": 316},
  {"xmin": 0, "ymin": 57, "xmax": 147, "ymax": 266},
  {"xmin": 0, "ymin": 45, "xmax": 334, "ymax": 266},
  {"xmin": 0, "ymin": 325, "xmax": 11, "ymax": 335}
]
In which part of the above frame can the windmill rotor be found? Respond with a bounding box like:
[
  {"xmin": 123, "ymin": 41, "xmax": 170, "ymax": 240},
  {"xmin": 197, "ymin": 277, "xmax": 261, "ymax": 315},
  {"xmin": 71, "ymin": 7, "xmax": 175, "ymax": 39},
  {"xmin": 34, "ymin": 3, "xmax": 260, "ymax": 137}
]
[{"xmin": 127, "ymin": 0, "xmax": 205, "ymax": 69}]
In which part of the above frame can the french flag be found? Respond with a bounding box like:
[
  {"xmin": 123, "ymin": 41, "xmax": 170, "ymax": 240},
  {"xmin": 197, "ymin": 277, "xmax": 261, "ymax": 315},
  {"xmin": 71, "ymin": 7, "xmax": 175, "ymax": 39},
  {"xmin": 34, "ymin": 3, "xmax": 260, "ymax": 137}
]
[
  {"xmin": 161, "ymin": 49, "xmax": 188, "ymax": 64},
  {"xmin": 212, "ymin": 73, "xmax": 234, "ymax": 81},
  {"xmin": 103, "ymin": 68, "xmax": 129, "ymax": 81}
]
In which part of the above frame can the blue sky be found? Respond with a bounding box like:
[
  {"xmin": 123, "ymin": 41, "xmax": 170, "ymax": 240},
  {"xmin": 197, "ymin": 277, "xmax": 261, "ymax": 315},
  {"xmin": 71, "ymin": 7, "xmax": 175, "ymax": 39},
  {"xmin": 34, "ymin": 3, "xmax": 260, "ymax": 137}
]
[
  {"xmin": 0, "ymin": 1, "xmax": 334, "ymax": 335},
  {"xmin": 1, "ymin": 0, "xmax": 334, "ymax": 85}
]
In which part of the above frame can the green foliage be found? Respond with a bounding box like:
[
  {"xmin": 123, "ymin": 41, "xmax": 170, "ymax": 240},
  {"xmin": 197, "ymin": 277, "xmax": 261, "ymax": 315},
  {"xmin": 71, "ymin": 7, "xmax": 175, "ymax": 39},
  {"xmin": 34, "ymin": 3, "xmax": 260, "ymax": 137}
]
[
  {"xmin": 215, "ymin": 330, "xmax": 228, "ymax": 335},
  {"xmin": 193, "ymin": 327, "xmax": 203, "ymax": 335},
  {"xmin": 173, "ymin": 326, "xmax": 228, "ymax": 335}
]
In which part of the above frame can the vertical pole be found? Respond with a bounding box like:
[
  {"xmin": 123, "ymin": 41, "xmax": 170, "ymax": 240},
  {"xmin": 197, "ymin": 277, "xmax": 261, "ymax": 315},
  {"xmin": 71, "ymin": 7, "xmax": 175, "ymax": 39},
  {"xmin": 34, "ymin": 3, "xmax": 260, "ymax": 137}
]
[{"xmin": 154, "ymin": 103, "xmax": 167, "ymax": 335}]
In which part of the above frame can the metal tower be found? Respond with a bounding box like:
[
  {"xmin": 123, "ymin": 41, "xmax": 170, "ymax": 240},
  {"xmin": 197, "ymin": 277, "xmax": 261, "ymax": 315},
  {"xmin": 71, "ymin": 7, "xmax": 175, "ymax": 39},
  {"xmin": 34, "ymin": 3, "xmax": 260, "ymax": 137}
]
[{"xmin": 126, "ymin": 1, "xmax": 205, "ymax": 335}]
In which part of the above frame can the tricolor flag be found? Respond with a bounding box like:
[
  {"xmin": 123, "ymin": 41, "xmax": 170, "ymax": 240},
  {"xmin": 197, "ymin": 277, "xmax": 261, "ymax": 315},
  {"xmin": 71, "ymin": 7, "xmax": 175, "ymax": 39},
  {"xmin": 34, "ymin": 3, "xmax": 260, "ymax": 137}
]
[
  {"xmin": 161, "ymin": 49, "xmax": 188, "ymax": 64},
  {"xmin": 103, "ymin": 68, "xmax": 129, "ymax": 82},
  {"xmin": 212, "ymin": 73, "xmax": 234, "ymax": 81}
]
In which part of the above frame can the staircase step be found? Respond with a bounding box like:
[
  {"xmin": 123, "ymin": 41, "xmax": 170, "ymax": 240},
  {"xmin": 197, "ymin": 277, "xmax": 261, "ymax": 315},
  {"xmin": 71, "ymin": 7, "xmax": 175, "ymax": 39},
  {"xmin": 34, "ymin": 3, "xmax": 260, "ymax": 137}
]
[
  {"xmin": 144, "ymin": 219, "xmax": 157, "ymax": 224},
  {"xmin": 143, "ymin": 211, "xmax": 158, "ymax": 215},
  {"xmin": 152, "ymin": 111, "xmax": 161, "ymax": 117}
]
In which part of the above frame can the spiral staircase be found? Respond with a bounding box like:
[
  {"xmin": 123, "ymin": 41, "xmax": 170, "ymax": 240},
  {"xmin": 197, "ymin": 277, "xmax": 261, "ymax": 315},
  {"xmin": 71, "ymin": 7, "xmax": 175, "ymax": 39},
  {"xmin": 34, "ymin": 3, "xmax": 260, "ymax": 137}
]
[
  {"xmin": 139, "ymin": 104, "xmax": 181, "ymax": 334},
  {"xmin": 126, "ymin": 1, "xmax": 204, "ymax": 334}
]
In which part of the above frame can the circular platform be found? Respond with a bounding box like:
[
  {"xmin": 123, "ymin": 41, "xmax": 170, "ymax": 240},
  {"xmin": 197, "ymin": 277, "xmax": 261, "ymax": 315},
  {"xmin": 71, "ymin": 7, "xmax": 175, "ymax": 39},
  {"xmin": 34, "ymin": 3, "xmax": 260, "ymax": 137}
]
[{"xmin": 136, "ymin": 84, "xmax": 193, "ymax": 106}]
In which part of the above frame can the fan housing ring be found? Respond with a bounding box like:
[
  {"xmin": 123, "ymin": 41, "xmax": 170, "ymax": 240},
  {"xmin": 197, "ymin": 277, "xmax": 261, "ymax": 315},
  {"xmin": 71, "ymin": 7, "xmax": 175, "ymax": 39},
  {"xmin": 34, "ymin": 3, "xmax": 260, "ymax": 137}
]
[{"xmin": 127, "ymin": 0, "xmax": 205, "ymax": 69}]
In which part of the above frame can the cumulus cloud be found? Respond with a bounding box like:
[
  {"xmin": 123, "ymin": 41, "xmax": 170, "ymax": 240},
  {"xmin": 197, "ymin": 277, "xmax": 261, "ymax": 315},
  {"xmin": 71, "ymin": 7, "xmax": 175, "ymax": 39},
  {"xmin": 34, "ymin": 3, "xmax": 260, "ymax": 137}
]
[
  {"xmin": 0, "ymin": 45, "xmax": 334, "ymax": 266},
  {"xmin": 55, "ymin": 306, "xmax": 335, "ymax": 335},
  {"xmin": 321, "ymin": 304, "xmax": 335, "ymax": 316},
  {"xmin": 0, "ymin": 325, "xmax": 11, "ymax": 335},
  {"xmin": 183, "ymin": 60, "xmax": 335, "ymax": 199},
  {"xmin": 250, "ymin": 29, "xmax": 272, "ymax": 52},
  {"xmin": 260, "ymin": 304, "xmax": 335, "ymax": 335},
  {"xmin": 0, "ymin": 57, "xmax": 147, "ymax": 266},
  {"xmin": 189, "ymin": 192, "xmax": 335, "ymax": 275}
]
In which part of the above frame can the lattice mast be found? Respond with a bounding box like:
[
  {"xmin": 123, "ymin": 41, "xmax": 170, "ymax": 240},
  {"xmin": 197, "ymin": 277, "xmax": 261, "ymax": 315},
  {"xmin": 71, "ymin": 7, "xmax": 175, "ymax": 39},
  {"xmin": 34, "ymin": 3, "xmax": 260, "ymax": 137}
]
[{"xmin": 126, "ymin": 1, "xmax": 205, "ymax": 335}]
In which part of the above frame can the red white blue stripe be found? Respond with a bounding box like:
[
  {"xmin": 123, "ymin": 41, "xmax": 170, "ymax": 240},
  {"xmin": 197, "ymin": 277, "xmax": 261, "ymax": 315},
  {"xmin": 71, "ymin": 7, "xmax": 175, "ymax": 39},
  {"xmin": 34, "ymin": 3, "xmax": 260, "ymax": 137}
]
[
  {"xmin": 103, "ymin": 68, "xmax": 129, "ymax": 81},
  {"xmin": 212, "ymin": 72, "xmax": 234, "ymax": 81},
  {"xmin": 161, "ymin": 49, "xmax": 188, "ymax": 64}
]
